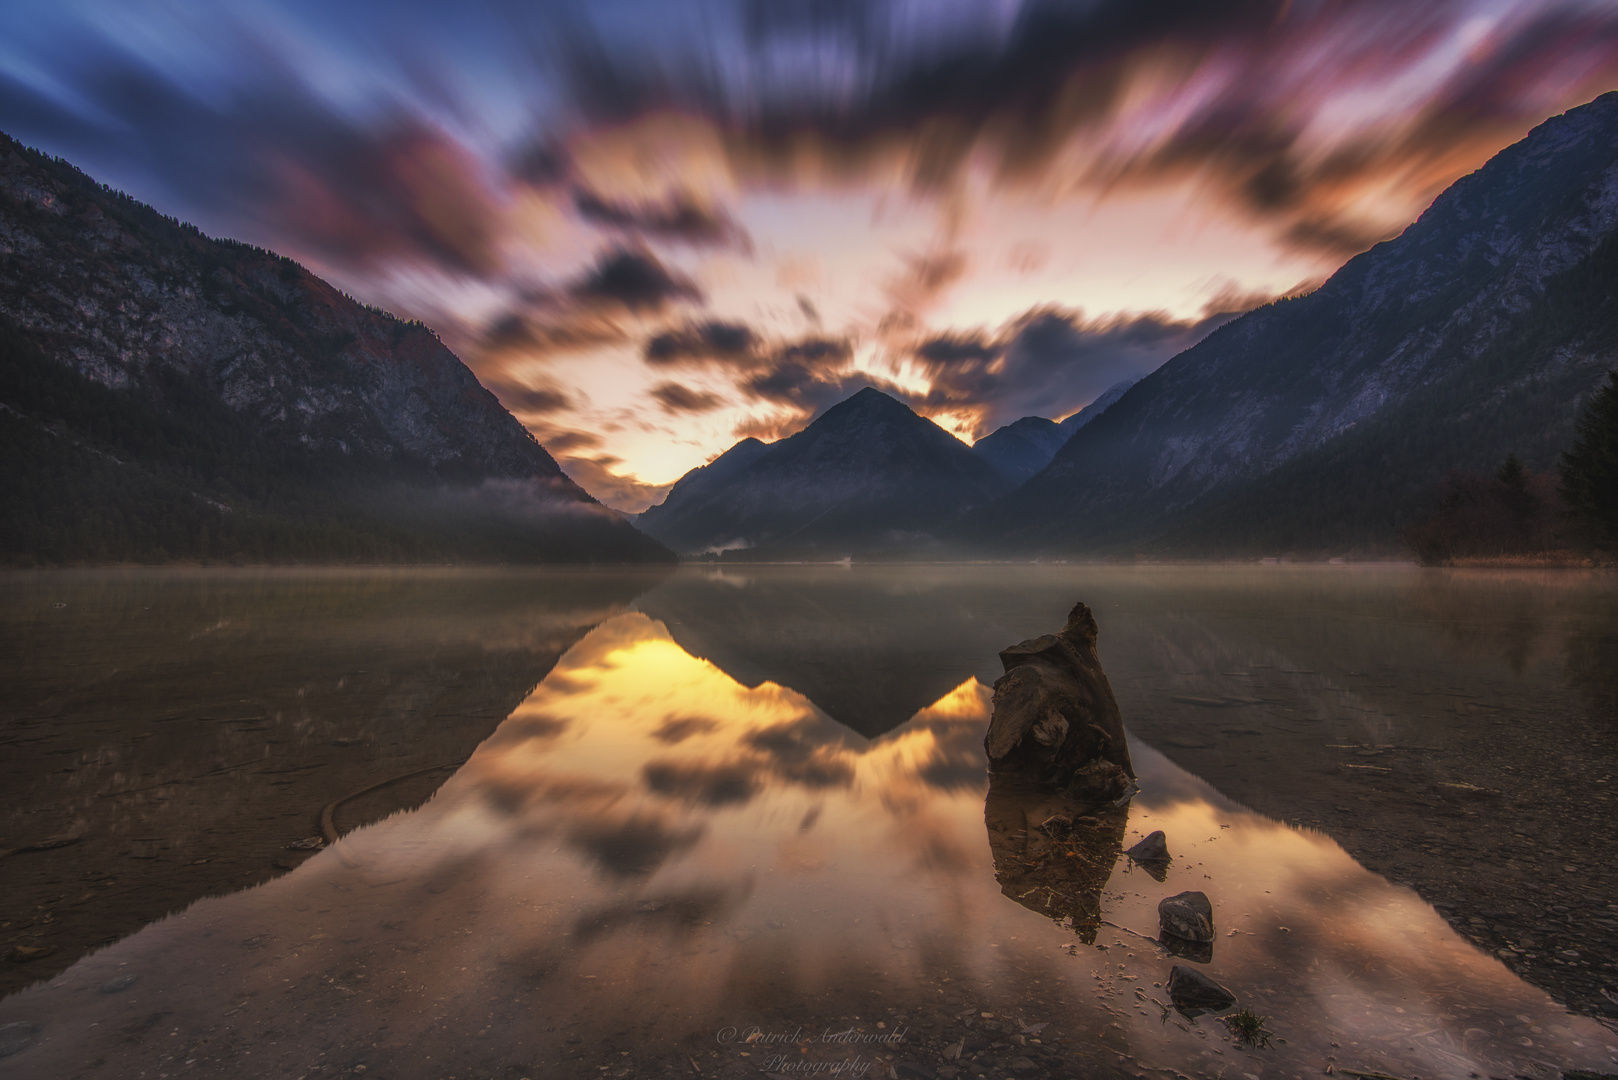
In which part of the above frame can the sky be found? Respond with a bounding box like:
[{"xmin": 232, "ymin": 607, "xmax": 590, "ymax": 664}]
[{"xmin": 3, "ymin": 1, "xmax": 1618, "ymax": 511}]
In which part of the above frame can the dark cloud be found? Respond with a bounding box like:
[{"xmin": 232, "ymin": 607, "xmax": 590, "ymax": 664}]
[
  {"xmin": 908, "ymin": 301, "xmax": 1273, "ymax": 434},
  {"xmin": 645, "ymin": 320, "xmax": 759, "ymax": 366},
  {"xmin": 489, "ymin": 380, "xmax": 574, "ymax": 416},
  {"xmin": 550, "ymin": 0, "xmax": 1618, "ymax": 255},
  {"xmin": 0, "ymin": 38, "xmax": 507, "ymax": 277},
  {"xmin": 508, "ymin": 140, "xmax": 572, "ymax": 187},
  {"xmin": 574, "ymin": 188, "xmax": 751, "ymax": 249},
  {"xmin": 478, "ymin": 307, "xmax": 630, "ymax": 363},
  {"xmin": 739, "ymin": 337, "xmax": 865, "ymax": 414},
  {"xmin": 538, "ymin": 429, "xmax": 603, "ymax": 454},
  {"xmin": 916, "ymin": 335, "xmax": 999, "ymax": 365},
  {"xmin": 7, "ymin": 0, "xmax": 1617, "ymax": 311},
  {"xmin": 568, "ymin": 245, "xmax": 703, "ymax": 312},
  {"xmin": 650, "ymin": 381, "xmax": 726, "ymax": 414},
  {"xmin": 639, "ymin": 321, "xmax": 873, "ymax": 431}
]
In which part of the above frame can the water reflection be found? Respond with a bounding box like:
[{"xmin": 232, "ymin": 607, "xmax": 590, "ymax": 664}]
[
  {"xmin": 3, "ymin": 603, "xmax": 1612, "ymax": 1080},
  {"xmin": 637, "ymin": 568, "xmax": 1019, "ymax": 737},
  {"xmin": 984, "ymin": 775, "xmax": 1127, "ymax": 944},
  {"xmin": 0, "ymin": 567, "xmax": 663, "ymax": 995}
]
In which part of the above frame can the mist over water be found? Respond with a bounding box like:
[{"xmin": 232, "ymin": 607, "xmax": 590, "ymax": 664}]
[{"xmin": 1, "ymin": 565, "xmax": 1614, "ymax": 1079}]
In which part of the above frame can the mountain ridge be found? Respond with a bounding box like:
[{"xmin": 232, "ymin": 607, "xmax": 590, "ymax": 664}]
[
  {"xmin": 0, "ymin": 131, "xmax": 672, "ymax": 564},
  {"xmin": 968, "ymin": 91, "xmax": 1618, "ymax": 555},
  {"xmin": 638, "ymin": 387, "xmax": 1009, "ymax": 555}
]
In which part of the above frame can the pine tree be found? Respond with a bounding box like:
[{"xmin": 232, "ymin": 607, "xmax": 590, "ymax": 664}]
[{"xmin": 1559, "ymin": 370, "xmax": 1618, "ymax": 550}]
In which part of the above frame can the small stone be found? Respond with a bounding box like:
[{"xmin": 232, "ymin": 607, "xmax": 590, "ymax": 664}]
[
  {"xmin": 1126, "ymin": 831, "xmax": 1169, "ymax": 862},
  {"xmin": 1559, "ymin": 950, "xmax": 1581, "ymax": 960},
  {"xmin": 1167, "ymin": 965, "xmax": 1236, "ymax": 1018},
  {"xmin": 1009, "ymin": 1056, "xmax": 1037, "ymax": 1073},
  {"xmin": 9, "ymin": 945, "xmax": 56, "ymax": 963},
  {"xmin": 0, "ymin": 1022, "xmax": 39, "ymax": 1059},
  {"xmin": 285, "ymin": 837, "xmax": 325, "ymax": 851},
  {"xmin": 1159, "ymin": 891, "xmax": 1214, "ymax": 942},
  {"xmin": 99, "ymin": 974, "xmax": 138, "ymax": 994}
]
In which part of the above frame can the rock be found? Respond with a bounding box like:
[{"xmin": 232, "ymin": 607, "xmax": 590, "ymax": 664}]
[
  {"xmin": 285, "ymin": 837, "xmax": 325, "ymax": 851},
  {"xmin": 9, "ymin": 945, "xmax": 56, "ymax": 962},
  {"xmin": 1126, "ymin": 831, "xmax": 1169, "ymax": 862},
  {"xmin": 1159, "ymin": 891, "xmax": 1214, "ymax": 942},
  {"xmin": 0, "ymin": 1022, "xmax": 39, "ymax": 1059},
  {"xmin": 984, "ymin": 602, "xmax": 1135, "ymax": 805},
  {"xmin": 1009, "ymin": 1057, "xmax": 1038, "ymax": 1073},
  {"xmin": 1167, "ymin": 965, "xmax": 1236, "ymax": 1018},
  {"xmin": 100, "ymin": 974, "xmax": 138, "ymax": 994},
  {"xmin": 1160, "ymin": 933, "xmax": 1213, "ymax": 964},
  {"xmin": 896, "ymin": 1060, "xmax": 938, "ymax": 1080}
]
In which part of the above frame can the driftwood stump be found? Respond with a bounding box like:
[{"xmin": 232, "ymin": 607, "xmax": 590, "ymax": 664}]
[{"xmin": 983, "ymin": 601, "xmax": 1135, "ymax": 806}]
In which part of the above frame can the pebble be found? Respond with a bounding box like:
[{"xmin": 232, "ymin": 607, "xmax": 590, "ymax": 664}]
[
  {"xmin": 0, "ymin": 1022, "xmax": 39, "ymax": 1059},
  {"xmin": 99, "ymin": 974, "xmax": 138, "ymax": 994}
]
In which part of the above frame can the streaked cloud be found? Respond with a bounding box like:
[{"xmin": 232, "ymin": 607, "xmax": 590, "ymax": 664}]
[{"xmin": 1, "ymin": 0, "xmax": 1613, "ymax": 504}]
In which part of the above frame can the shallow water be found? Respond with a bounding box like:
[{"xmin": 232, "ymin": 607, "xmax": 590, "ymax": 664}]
[{"xmin": 1, "ymin": 564, "xmax": 1615, "ymax": 1080}]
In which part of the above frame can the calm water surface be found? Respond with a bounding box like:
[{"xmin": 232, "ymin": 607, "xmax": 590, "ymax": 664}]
[{"xmin": 1, "ymin": 565, "xmax": 1615, "ymax": 1080}]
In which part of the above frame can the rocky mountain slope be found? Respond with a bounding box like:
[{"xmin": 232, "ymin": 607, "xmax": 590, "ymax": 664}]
[
  {"xmin": 637, "ymin": 387, "xmax": 1009, "ymax": 555},
  {"xmin": 971, "ymin": 415, "xmax": 1068, "ymax": 482},
  {"xmin": 0, "ymin": 132, "xmax": 670, "ymax": 564},
  {"xmin": 971, "ymin": 378, "xmax": 1140, "ymax": 484},
  {"xmin": 972, "ymin": 93, "xmax": 1618, "ymax": 556},
  {"xmin": 1057, "ymin": 378, "xmax": 1136, "ymax": 436}
]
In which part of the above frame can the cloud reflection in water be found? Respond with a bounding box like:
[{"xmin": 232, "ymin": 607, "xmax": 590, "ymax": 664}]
[{"xmin": 0, "ymin": 611, "xmax": 1611, "ymax": 1080}]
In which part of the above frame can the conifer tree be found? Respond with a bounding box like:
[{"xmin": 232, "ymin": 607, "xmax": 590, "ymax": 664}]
[{"xmin": 1559, "ymin": 370, "xmax": 1618, "ymax": 550}]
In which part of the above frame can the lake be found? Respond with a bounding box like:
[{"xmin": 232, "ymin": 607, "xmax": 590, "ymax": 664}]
[{"xmin": 1, "ymin": 564, "xmax": 1615, "ymax": 1080}]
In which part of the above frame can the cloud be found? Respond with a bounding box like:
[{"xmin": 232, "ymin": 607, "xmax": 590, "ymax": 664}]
[
  {"xmin": 568, "ymin": 244, "xmax": 704, "ymax": 312},
  {"xmin": 478, "ymin": 306, "xmax": 631, "ymax": 365},
  {"xmin": 554, "ymin": 450, "xmax": 672, "ymax": 514},
  {"xmin": 0, "ymin": 36, "xmax": 508, "ymax": 278},
  {"xmin": 573, "ymin": 187, "xmax": 751, "ymax": 249},
  {"xmin": 549, "ymin": 0, "xmax": 1618, "ymax": 256},
  {"xmin": 882, "ymin": 246, "xmax": 970, "ymax": 328},
  {"xmin": 906, "ymin": 299, "xmax": 1276, "ymax": 435},
  {"xmin": 539, "ymin": 429, "xmax": 604, "ymax": 455},
  {"xmin": 639, "ymin": 320, "xmax": 874, "ymax": 430},
  {"xmin": 649, "ymin": 381, "xmax": 726, "ymax": 414},
  {"xmin": 644, "ymin": 320, "xmax": 759, "ymax": 366},
  {"xmin": 488, "ymin": 380, "xmax": 574, "ymax": 416}
]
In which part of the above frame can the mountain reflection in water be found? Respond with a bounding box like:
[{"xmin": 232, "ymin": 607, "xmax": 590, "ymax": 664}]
[{"xmin": 2, "ymin": 593, "xmax": 1612, "ymax": 1080}]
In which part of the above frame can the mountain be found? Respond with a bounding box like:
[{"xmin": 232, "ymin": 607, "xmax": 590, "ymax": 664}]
[
  {"xmin": 970, "ymin": 92, "xmax": 1618, "ymax": 556},
  {"xmin": 0, "ymin": 132, "xmax": 671, "ymax": 564},
  {"xmin": 637, "ymin": 437, "xmax": 769, "ymax": 533},
  {"xmin": 637, "ymin": 387, "xmax": 1010, "ymax": 555},
  {"xmin": 971, "ymin": 415, "xmax": 1067, "ymax": 483},
  {"xmin": 1058, "ymin": 378, "xmax": 1136, "ymax": 435},
  {"xmin": 970, "ymin": 378, "xmax": 1142, "ymax": 484}
]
